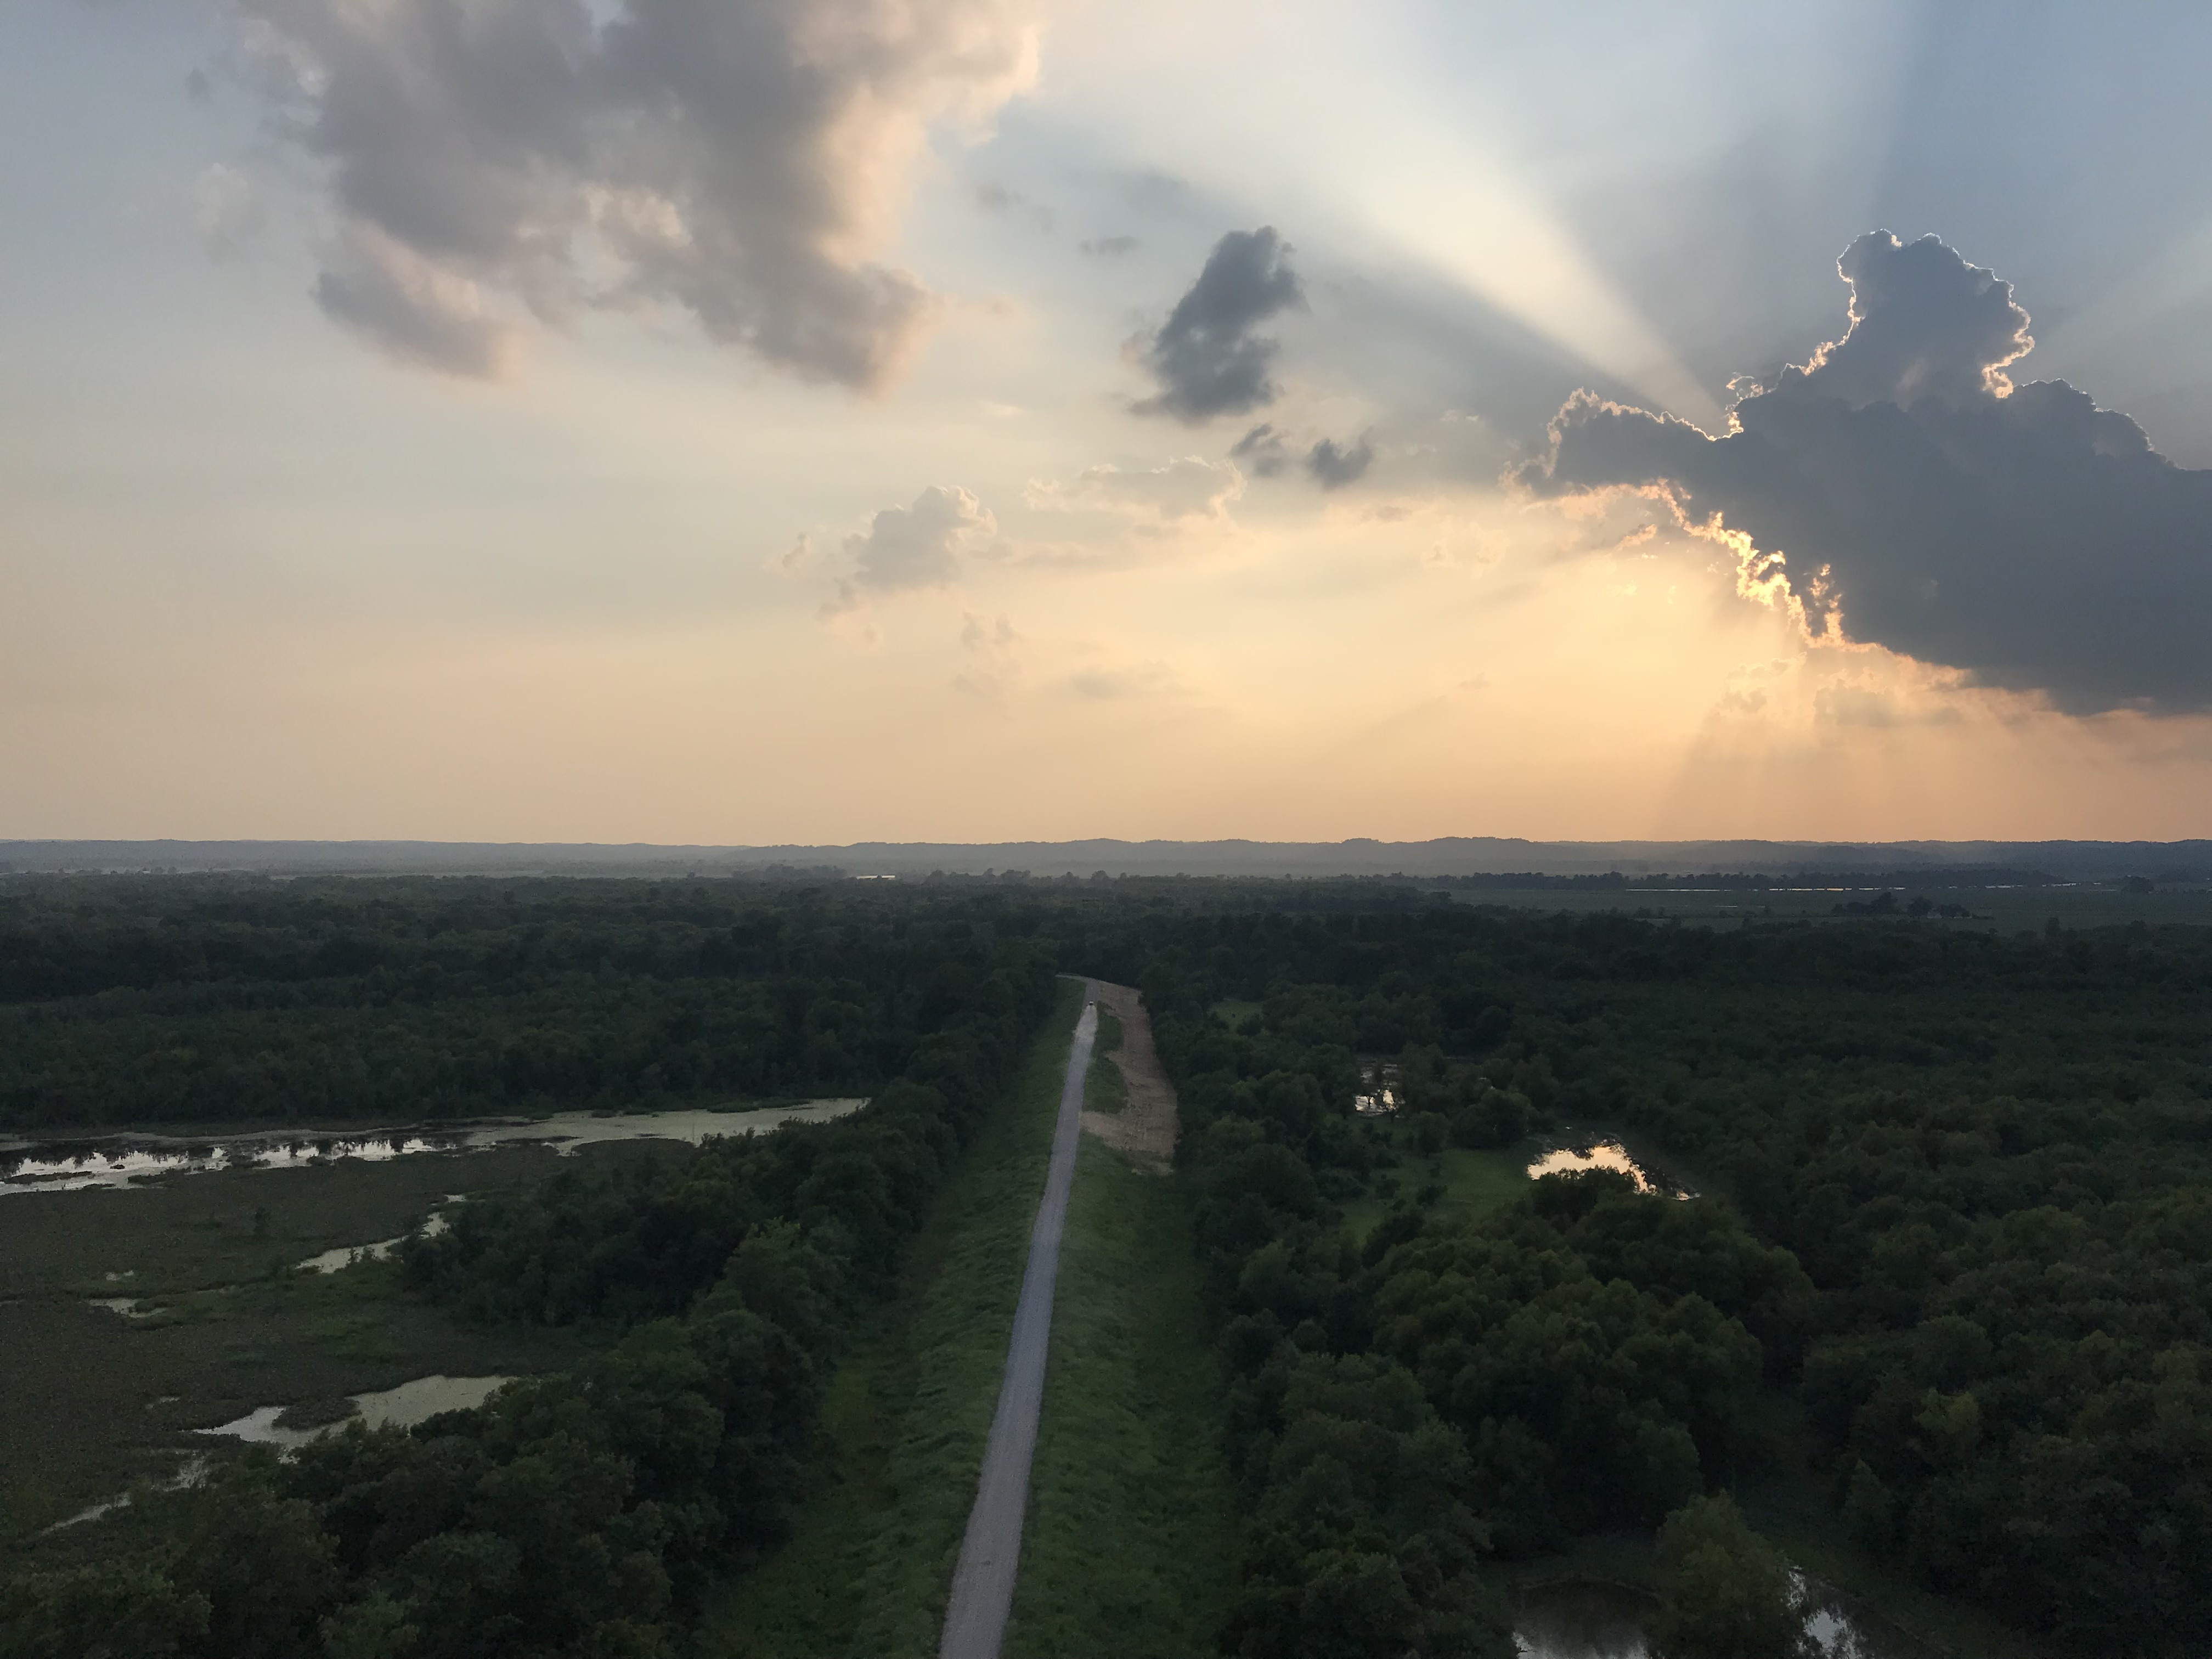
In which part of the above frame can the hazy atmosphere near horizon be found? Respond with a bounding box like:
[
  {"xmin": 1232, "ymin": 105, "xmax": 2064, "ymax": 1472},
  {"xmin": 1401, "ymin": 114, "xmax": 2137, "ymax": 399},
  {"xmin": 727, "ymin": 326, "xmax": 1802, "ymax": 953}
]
[{"xmin": 8, "ymin": 0, "xmax": 2212, "ymax": 845}]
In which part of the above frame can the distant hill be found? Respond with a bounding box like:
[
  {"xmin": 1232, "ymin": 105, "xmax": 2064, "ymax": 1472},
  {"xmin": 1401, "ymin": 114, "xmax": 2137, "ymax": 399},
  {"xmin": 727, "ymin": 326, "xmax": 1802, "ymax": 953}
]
[{"xmin": 4, "ymin": 836, "xmax": 2208, "ymax": 882}]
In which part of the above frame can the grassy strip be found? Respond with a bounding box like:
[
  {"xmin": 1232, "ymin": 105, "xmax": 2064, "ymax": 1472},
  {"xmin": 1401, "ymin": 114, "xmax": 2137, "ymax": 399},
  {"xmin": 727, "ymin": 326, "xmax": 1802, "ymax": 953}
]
[
  {"xmin": 1340, "ymin": 1143, "xmax": 1530, "ymax": 1242},
  {"xmin": 1085, "ymin": 1005, "xmax": 1126, "ymax": 1114},
  {"xmin": 1006, "ymin": 1137, "xmax": 1238, "ymax": 1659},
  {"xmin": 699, "ymin": 978, "xmax": 1084, "ymax": 1658}
]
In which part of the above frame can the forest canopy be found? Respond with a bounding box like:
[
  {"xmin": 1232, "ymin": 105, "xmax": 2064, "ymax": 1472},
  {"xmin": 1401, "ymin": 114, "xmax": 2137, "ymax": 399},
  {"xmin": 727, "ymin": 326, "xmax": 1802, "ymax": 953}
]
[{"xmin": 4, "ymin": 874, "xmax": 2208, "ymax": 1656}]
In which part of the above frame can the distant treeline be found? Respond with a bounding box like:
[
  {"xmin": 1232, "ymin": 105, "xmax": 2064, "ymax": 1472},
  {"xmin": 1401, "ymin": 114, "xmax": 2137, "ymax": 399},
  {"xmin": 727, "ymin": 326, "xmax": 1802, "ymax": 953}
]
[
  {"xmin": 1420, "ymin": 866, "xmax": 2069, "ymax": 890},
  {"xmin": 0, "ymin": 933, "xmax": 1057, "ymax": 1658},
  {"xmin": 0, "ymin": 878, "xmax": 1066, "ymax": 1131}
]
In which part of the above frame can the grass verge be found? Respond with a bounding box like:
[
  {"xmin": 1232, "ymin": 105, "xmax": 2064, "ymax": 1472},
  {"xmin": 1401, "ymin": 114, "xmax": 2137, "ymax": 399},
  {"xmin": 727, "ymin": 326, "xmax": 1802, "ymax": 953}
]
[
  {"xmin": 1005, "ymin": 1135, "xmax": 1237, "ymax": 1658},
  {"xmin": 1085, "ymin": 1005, "xmax": 1126, "ymax": 1114},
  {"xmin": 1341, "ymin": 1144, "xmax": 1531, "ymax": 1243},
  {"xmin": 698, "ymin": 978, "xmax": 1084, "ymax": 1658}
]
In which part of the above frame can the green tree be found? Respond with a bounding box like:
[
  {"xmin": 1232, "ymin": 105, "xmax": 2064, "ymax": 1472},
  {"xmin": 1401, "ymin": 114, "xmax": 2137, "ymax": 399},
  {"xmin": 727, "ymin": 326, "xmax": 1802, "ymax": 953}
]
[{"xmin": 1648, "ymin": 1494, "xmax": 1808, "ymax": 1659}]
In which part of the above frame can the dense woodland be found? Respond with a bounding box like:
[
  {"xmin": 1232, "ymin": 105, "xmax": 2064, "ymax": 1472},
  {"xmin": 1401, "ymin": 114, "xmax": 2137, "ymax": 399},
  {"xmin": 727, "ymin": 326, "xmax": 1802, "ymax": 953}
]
[
  {"xmin": 1, "ymin": 892, "xmax": 1055, "ymax": 1656},
  {"xmin": 0, "ymin": 878, "xmax": 1075, "ymax": 1129},
  {"xmin": 1137, "ymin": 908, "xmax": 2212, "ymax": 1655},
  {"xmin": 4, "ymin": 876, "xmax": 2209, "ymax": 1656}
]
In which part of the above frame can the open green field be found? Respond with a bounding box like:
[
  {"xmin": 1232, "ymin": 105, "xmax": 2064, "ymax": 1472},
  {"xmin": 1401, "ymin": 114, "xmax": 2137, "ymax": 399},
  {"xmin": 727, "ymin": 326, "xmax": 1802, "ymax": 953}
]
[
  {"xmin": 698, "ymin": 978, "xmax": 1085, "ymax": 1658},
  {"xmin": 1008, "ymin": 1136, "xmax": 1238, "ymax": 1658},
  {"xmin": 0, "ymin": 1143, "xmax": 648, "ymax": 1549},
  {"xmin": 1436, "ymin": 883, "xmax": 2212, "ymax": 932},
  {"xmin": 1341, "ymin": 1143, "xmax": 1533, "ymax": 1243}
]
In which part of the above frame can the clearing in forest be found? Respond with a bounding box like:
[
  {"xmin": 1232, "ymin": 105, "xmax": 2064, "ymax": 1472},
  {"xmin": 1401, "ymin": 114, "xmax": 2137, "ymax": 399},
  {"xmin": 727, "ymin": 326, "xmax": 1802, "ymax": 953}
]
[{"xmin": 1077, "ymin": 980, "xmax": 1177, "ymax": 1174}]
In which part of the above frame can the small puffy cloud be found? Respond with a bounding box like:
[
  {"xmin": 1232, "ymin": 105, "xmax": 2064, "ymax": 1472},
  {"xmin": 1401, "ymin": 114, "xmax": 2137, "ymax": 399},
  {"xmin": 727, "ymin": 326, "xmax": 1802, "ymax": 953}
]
[
  {"xmin": 1517, "ymin": 230, "xmax": 2212, "ymax": 715},
  {"xmin": 1229, "ymin": 422, "xmax": 1290, "ymax": 478},
  {"xmin": 1305, "ymin": 433, "xmax": 1374, "ymax": 490},
  {"xmin": 230, "ymin": 0, "xmax": 1039, "ymax": 388},
  {"xmin": 1026, "ymin": 456, "xmax": 1242, "ymax": 522},
  {"xmin": 826, "ymin": 486, "xmax": 995, "ymax": 614},
  {"xmin": 975, "ymin": 182, "xmax": 1051, "ymax": 230},
  {"xmin": 1080, "ymin": 235, "xmax": 1138, "ymax": 258},
  {"xmin": 1133, "ymin": 227, "xmax": 1304, "ymax": 423}
]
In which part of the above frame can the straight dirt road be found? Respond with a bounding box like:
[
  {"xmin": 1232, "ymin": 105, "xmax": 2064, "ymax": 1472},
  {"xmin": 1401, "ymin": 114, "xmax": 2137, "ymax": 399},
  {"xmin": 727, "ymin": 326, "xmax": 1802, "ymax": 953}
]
[{"xmin": 936, "ymin": 986, "xmax": 1097, "ymax": 1659}]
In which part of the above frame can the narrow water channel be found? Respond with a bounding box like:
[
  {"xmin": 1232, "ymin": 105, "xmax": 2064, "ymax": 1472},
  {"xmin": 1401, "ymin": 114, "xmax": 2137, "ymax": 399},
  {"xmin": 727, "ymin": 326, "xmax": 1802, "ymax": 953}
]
[{"xmin": 2, "ymin": 1098, "xmax": 867, "ymax": 1194}]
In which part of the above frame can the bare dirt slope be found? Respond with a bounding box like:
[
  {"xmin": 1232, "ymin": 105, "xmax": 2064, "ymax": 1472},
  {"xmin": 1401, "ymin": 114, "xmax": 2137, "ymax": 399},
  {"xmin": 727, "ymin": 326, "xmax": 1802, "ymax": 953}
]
[{"xmin": 1079, "ymin": 980, "xmax": 1178, "ymax": 1175}]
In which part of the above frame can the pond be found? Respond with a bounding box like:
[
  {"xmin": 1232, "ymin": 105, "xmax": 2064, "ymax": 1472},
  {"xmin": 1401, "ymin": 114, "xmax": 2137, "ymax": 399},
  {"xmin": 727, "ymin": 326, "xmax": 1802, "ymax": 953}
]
[
  {"xmin": 55, "ymin": 1376, "xmax": 522, "ymax": 1530},
  {"xmin": 291, "ymin": 1199, "xmax": 460, "ymax": 1274},
  {"xmin": 0, "ymin": 1098, "xmax": 868, "ymax": 1195},
  {"xmin": 1526, "ymin": 1140, "xmax": 1690, "ymax": 1199},
  {"xmin": 1514, "ymin": 1578, "xmax": 1940, "ymax": 1659},
  {"xmin": 1354, "ymin": 1062, "xmax": 1401, "ymax": 1116},
  {"xmin": 195, "ymin": 1374, "xmax": 517, "ymax": 1451}
]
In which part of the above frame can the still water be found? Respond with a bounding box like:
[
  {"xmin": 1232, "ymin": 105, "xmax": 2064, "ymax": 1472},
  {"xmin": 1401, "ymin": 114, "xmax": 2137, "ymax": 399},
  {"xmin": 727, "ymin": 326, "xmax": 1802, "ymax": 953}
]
[
  {"xmin": 1, "ymin": 1098, "xmax": 867, "ymax": 1195},
  {"xmin": 195, "ymin": 1374, "xmax": 517, "ymax": 1451},
  {"xmin": 1526, "ymin": 1141, "xmax": 1689, "ymax": 1199},
  {"xmin": 1514, "ymin": 1579, "xmax": 1939, "ymax": 1659}
]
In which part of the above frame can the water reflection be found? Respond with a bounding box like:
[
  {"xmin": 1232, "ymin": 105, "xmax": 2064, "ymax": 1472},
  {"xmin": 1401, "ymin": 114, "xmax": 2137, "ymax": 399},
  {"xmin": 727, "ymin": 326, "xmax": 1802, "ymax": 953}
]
[
  {"xmin": 1526, "ymin": 1142, "xmax": 1689, "ymax": 1199},
  {"xmin": 1515, "ymin": 1582, "xmax": 1654, "ymax": 1658},
  {"xmin": 1, "ymin": 1098, "xmax": 868, "ymax": 1195},
  {"xmin": 1353, "ymin": 1063, "xmax": 1401, "ymax": 1116},
  {"xmin": 1513, "ymin": 1578, "xmax": 1939, "ymax": 1659},
  {"xmin": 293, "ymin": 1202, "xmax": 459, "ymax": 1274},
  {"xmin": 195, "ymin": 1374, "xmax": 515, "ymax": 1451}
]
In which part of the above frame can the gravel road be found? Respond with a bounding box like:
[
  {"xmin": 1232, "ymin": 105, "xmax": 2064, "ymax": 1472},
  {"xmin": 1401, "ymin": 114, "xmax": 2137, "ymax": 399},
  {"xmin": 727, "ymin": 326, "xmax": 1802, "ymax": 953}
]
[{"xmin": 937, "ymin": 990, "xmax": 1097, "ymax": 1659}]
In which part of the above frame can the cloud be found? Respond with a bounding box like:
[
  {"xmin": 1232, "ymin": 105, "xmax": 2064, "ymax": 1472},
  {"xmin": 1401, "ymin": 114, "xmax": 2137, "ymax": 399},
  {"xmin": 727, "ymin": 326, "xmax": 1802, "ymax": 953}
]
[
  {"xmin": 316, "ymin": 222, "xmax": 521, "ymax": 378},
  {"xmin": 1068, "ymin": 661, "xmax": 1184, "ymax": 700},
  {"xmin": 232, "ymin": 0, "xmax": 1039, "ymax": 388},
  {"xmin": 952, "ymin": 610, "xmax": 1020, "ymax": 701},
  {"xmin": 1305, "ymin": 433, "xmax": 1374, "ymax": 490},
  {"xmin": 1229, "ymin": 422, "xmax": 1289, "ymax": 477},
  {"xmin": 1815, "ymin": 686, "xmax": 1964, "ymax": 729},
  {"xmin": 1080, "ymin": 235, "xmax": 1138, "ymax": 258},
  {"xmin": 1132, "ymin": 226, "xmax": 1304, "ymax": 422},
  {"xmin": 975, "ymin": 182, "xmax": 1052, "ymax": 230},
  {"xmin": 826, "ymin": 485, "xmax": 995, "ymax": 614},
  {"xmin": 1517, "ymin": 231, "xmax": 2212, "ymax": 715},
  {"xmin": 1026, "ymin": 456, "xmax": 1242, "ymax": 521}
]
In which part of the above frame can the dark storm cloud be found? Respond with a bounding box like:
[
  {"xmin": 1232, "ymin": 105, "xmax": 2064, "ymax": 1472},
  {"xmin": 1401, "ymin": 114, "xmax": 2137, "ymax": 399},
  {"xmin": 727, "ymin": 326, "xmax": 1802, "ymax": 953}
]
[
  {"xmin": 1517, "ymin": 232, "xmax": 2212, "ymax": 715},
  {"xmin": 1305, "ymin": 433, "xmax": 1373, "ymax": 490},
  {"xmin": 233, "ymin": 0, "xmax": 1036, "ymax": 386},
  {"xmin": 1134, "ymin": 227, "xmax": 1304, "ymax": 423}
]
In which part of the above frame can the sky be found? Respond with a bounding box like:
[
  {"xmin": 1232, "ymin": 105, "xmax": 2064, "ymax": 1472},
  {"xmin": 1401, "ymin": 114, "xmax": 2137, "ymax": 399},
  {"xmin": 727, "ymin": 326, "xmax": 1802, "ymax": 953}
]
[{"xmin": 5, "ymin": 0, "xmax": 2212, "ymax": 846}]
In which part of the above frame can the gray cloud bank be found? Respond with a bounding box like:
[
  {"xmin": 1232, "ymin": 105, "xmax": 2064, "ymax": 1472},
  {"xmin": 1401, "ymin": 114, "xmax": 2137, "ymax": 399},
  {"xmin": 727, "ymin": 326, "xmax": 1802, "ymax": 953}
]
[
  {"xmin": 1517, "ymin": 232, "xmax": 2212, "ymax": 715},
  {"xmin": 236, "ymin": 0, "xmax": 1036, "ymax": 386},
  {"xmin": 1135, "ymin": 227, "xmax": 1303, "ymax": 422}
]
